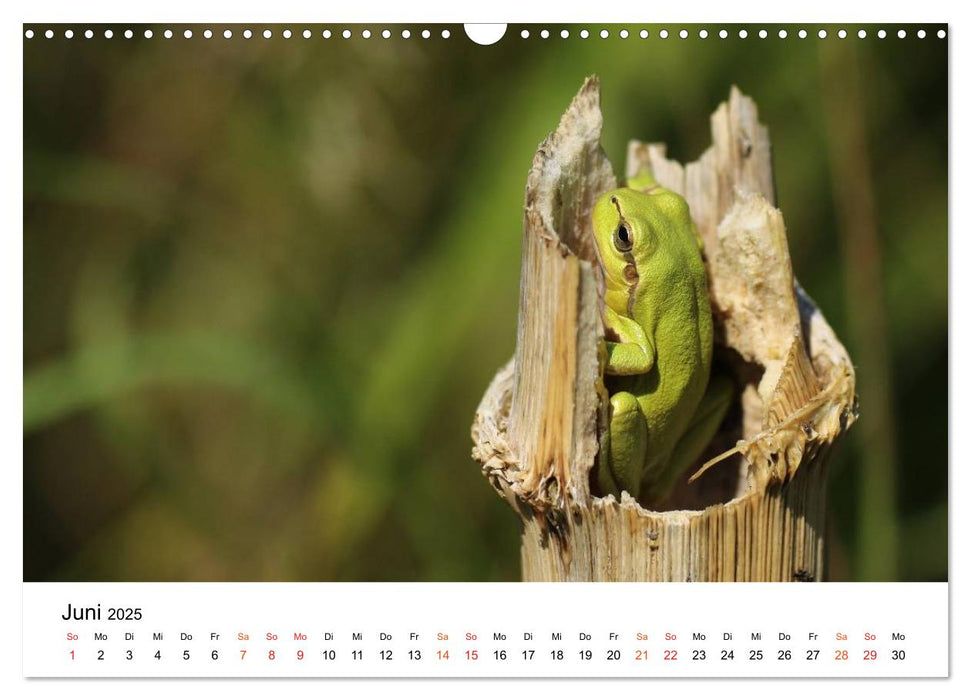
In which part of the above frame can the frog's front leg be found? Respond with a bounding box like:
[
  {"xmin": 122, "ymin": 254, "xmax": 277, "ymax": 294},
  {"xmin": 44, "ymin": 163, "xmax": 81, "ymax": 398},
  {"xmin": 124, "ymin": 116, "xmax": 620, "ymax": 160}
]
[
  {"xmin": 603, "ymin": 306, "xmax": 655, "ymax": 376},
  {"xmin": 597, "ymin": 391, "xmax": 649, "ymax": 498}
]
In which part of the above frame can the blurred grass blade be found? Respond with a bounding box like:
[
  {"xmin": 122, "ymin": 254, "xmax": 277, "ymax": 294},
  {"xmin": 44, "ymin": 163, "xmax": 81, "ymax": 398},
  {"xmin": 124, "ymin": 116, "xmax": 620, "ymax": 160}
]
[{"xmin": 24, "ymin": 332, "xmax": 326, "ymax": 432}]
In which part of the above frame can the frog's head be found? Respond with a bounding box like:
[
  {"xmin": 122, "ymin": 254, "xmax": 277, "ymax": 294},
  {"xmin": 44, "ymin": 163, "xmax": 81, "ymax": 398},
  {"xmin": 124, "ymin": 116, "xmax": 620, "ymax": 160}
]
[{"xmin": 591, "ymin": 185, "xmax": 698, "ymax": 315}]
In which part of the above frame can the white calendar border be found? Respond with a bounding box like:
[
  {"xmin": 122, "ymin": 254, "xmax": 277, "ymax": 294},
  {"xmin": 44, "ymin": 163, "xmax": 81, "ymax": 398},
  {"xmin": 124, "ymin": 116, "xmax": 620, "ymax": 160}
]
[{"xmin": 5, "ymin": 0, "xmax": 963, "ymax": 697}]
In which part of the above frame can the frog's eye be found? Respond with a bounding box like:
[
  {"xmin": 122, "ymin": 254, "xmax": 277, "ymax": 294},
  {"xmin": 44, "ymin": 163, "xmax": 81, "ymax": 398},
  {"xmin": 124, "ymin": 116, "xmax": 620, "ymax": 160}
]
[{"xmin": 613, "ymin": 222, "xmax": 634, "ymax": 253}]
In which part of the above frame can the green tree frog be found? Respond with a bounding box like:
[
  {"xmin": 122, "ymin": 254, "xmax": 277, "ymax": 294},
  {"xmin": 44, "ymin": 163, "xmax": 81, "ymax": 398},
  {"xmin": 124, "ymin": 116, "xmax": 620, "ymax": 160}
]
[{"xmin": 592, "ymin": 171, "xmax": 732, "ymax": 504}]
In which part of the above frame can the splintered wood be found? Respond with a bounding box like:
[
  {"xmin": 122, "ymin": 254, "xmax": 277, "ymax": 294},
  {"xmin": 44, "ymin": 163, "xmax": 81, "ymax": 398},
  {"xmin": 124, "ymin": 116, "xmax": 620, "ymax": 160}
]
[
  {"xmin": 471, "ymin": 79, "xmax": 857, "ymax": 582},
  {"xmin": 492, "ymin": 77, "xmax": 613, "ymax": 509}
]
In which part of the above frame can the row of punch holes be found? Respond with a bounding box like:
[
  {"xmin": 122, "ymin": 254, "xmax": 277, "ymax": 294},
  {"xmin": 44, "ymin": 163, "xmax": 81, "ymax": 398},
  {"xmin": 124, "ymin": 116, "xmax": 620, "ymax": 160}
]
[{"xmin": 24, "ymin": 26, "xmax": 947, "ymax": 41}]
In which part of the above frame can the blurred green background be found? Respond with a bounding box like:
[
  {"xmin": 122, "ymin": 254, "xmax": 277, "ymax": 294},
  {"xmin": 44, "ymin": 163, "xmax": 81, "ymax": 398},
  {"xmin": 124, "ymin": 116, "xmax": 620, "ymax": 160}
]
[{"xmin": 24, "ymin": 24, "xmax": 947, "ymax": 582}]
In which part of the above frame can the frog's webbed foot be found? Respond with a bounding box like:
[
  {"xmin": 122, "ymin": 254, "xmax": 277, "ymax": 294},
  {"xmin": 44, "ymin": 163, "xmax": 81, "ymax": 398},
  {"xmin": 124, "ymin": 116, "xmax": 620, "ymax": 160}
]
[
  {"xmin": 597, "ymin": 391, "xmax": 648, "ymax": 499},
  {"xmin": 604, "ymin": 341, "xmax": 655, "ymax": 376},
  {"xmin": 602, "ymin": 306, "xmax": 655, "ymax": 376}
]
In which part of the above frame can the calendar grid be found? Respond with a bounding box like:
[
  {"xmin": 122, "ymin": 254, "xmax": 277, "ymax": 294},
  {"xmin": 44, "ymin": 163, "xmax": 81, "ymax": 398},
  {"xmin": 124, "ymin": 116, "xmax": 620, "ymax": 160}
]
[{"xmin": 24, "ymin": 582, "xmax": 948, "ymax": 678}]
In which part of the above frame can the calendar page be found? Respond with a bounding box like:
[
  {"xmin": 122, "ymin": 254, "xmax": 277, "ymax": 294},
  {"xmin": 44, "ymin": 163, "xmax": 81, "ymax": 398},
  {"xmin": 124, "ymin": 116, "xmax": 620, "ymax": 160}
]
[{"xmin": 18, "ymin": 2, "xmax": 954, "ymax": 693}]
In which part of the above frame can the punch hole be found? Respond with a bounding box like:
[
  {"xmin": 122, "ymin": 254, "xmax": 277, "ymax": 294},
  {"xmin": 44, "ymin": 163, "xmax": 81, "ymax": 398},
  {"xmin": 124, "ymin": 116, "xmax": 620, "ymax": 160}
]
[
  {"xmin": 937, "ymin": 29, "xmax": 946, "ymax": 38},
  {"xmin": 878, "ymin": 29, "xmax": 886, "ymax": 38},
  {"xmin": 778, "ymin": 29, "xmax": 787, "ymax": 39},
  {"xmin": 699, "ymin": 29, "xmax": 708, "ymax": 39},
  {"xmin": 164, "ymin": 29, "xmax": 173, "ymax": 39},
  {"xmin": 619, "ymin": 29, "xmax": 629, "ymax": 39},
  {"xmin": 183, "ymin": 29, "xmax": 192, "ymax": 39},
  {"xmin": 25, "ymin": 29, "xmax": 34, "ymax": 39},
  {"xmin": 540, "ymin": 29, "xmax": 549, "ymax": 39},
  {"xmin": 125, "ymin": 29, "xmax": 134, "ymax": 39},
  {"xmin": 85, "ymin": 29, "xmax": 94, "ymax": 39},
  {"xmin": 580, "ymin": 29, "xmax": 589, "ymax": 39},
  {"xmin": 464, "ymin": 24, "xmax": 506, "ymax": 45},
  {"xmin": 858, "ymin": 29, "xmax": 867, "ymax": 39},
  {"xmin": 639, "ymin": 29, "xmax": 648, "ymax": 39}
]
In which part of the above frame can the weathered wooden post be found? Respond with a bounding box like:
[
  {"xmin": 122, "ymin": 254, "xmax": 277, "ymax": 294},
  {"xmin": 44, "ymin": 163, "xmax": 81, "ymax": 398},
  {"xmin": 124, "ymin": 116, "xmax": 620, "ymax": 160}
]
[{"xmin": 472, "ymin": 77, "xmax": 857, "ymax": 582}]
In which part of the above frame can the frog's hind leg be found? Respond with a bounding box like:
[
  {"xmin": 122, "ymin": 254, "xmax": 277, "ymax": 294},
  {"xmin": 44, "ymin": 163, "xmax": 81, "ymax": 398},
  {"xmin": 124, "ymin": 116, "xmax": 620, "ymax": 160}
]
[
  {"xmin": 644, "ymin": 374, "xmax": 734, "ymax": 503},
  {"xmin": 597, "ymin": 391, "xmax": 648, "ymax": 499}
]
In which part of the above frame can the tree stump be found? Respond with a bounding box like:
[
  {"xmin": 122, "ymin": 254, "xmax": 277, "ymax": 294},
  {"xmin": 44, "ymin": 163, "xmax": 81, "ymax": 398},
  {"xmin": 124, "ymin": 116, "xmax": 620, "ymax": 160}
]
[{"xmin": 471, "ymin": 78, "xmax": 858, "ymax": 582}]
